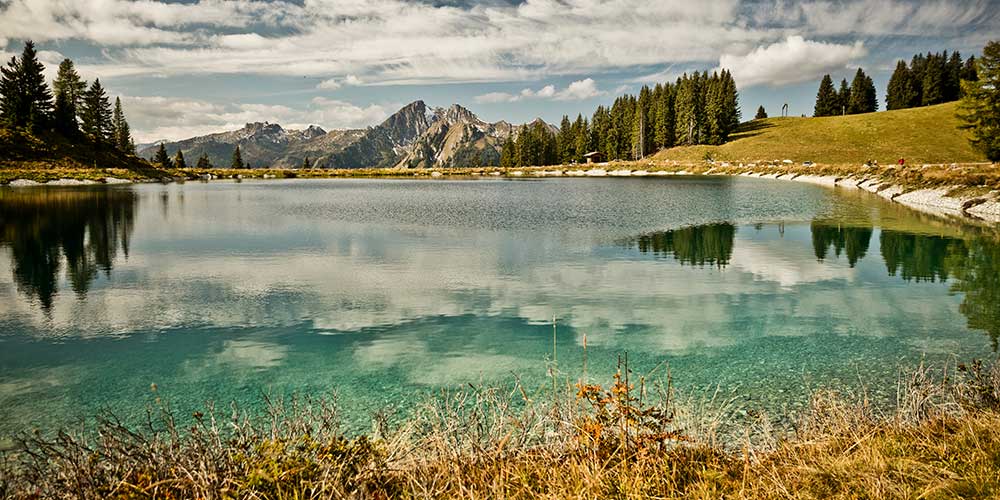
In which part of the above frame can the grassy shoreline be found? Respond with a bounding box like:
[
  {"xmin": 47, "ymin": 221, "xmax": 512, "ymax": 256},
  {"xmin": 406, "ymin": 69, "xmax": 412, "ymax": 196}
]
[{"xmin": 2, "ymin": 360, "xmax": 999, "ymax": 499}]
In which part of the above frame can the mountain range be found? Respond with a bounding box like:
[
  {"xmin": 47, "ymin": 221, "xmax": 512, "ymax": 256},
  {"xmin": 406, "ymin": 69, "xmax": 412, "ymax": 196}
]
[{"xmin": 138, "ymin": 101, "xmax": 555, "ymax": 169}]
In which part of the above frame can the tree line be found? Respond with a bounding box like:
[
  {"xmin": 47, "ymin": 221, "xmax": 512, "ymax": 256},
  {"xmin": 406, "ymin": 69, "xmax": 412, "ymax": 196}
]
[
  {"xmin": 886, "ymin": 50, "xmax": 978, "ymax": 110},
  {"xmin": 500, "ymin": 70, "xmax": 740, "ymax": 167},
  {"xmin": 813, "ymin": 68, "xmax": 878, "ymax": 116},
  {"xmin": 0, "ymin": 40, "xmax": 135, "ymax": 154}
]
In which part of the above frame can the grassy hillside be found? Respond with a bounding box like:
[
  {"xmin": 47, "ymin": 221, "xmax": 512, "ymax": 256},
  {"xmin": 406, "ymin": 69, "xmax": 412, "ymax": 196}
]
[
  {"xmin": 654, "ymin": 102, "xmax": 987, "ymax": 165},
  {"xmin": 0, "ymin": 128, "xmax": 170, "ymax": 184}
]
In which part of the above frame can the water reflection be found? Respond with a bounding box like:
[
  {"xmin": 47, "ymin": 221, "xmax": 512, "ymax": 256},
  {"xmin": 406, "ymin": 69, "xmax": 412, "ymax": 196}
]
[
  {"xmin": 625, "ymin": 223, "xmax": 736, "ymax": 268},
  {"xmin": 0, "ymin": 188, "xmax": 137, "ymax": 310},
  {"xmin": 873, "ymin": 230, "xmax": 1000, "ymax": 350},
  {"xmin": 810, "ymin": 222, "xmax": 873, "ymax": 267}
]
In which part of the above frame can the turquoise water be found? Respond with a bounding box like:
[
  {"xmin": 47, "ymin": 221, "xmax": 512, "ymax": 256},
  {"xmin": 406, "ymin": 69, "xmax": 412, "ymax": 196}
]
[{"xmin": 0, "ymin": 177, "xmax": 998, "ymax": 436}]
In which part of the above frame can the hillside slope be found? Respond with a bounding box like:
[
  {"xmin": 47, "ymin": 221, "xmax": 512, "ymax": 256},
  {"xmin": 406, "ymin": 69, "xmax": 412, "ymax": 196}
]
[
  {"xmin": 654, "ymin": 102, "xmax": 986, "ymax": 165},
  {"xmin": 0, "ymin": 128, "xmax": 169, "ymax": 184}
]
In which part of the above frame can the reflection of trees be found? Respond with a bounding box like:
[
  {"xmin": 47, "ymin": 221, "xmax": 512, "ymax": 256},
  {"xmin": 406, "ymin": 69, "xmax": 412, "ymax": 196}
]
[
  {"xmin": 879, "ymin": 230, "xmax": 967, "ymax": 282},
  {"xmin": 0, "ymin": 188, "xmax": 137, "ymax": 310},
  {"xmin": 877, "ymin": 230, "xmax": 1000, "ymax": 350},
  {"xmin": 628, "ymin": 223, "xmax": 736, "ymax": 268},
  {"xmin": 810, "ymin": 222, "xmax": 873, "ymax": 267}
]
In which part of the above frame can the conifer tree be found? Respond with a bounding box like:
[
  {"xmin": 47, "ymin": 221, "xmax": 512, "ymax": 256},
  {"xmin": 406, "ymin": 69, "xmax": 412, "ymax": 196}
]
[
  {"xmin": 52, "ymin": 58, "xmax": 86, "ymax": 135},
  {"xmin": 837, "ymin": 79, "xmax": 851, "ymax": 115},
  {"xmin": 173, "ymin": 149, "xmax": 187, "ymax": 169},
  {"xmin": 946, "ymin": 51, "xmax": 964, "ymax": 101},
  {"xmin": 0, "ymin": 41, "xmax": 53, "ymax": 131},
  {"xmin": 886, "ymin": 60, "xmax": 917, "ymax": 110},
  {"xmin": 302, "ymin": 156, "xmax": 311, "ymax": 168},
  {"xmin": 814, "ymin": 74, "xmax": 838, "ymax": 116},
  {"xmin": 79, "ymin": 79, "xmax": 113, "ymax": 144},
  {"xmin": 196, "ymin": 153, "xmax": 211, "ymax": 169},
  {"xmin": 847, "ymin": 68, "xmax": 877, "ymax": 114},
  {"xmin": 558, "ymin": 115, "xmax": 574, "ymax": 162},
  {"xmin": 231, "ymin": 145, "xmax": 244, "ymax": 169},
  {"xmin": 574, "ymin": 115, "xmax": 590, "ymax": 159},
  {"xmin": 499, "ymin": 138, "xmax": 516, "ymax": 168},
  {"xmin": 962, "ymin": 56, "xmax": 979, "ymax": 83},
  {"xmin": 754, "ymin": 105, "xmax": 767, "ymax": 119},
  {"xmin": 958, "ymin": 40, "xmax": 1000, "ymax": 161},
  {"xmin": 153, "ymin": 143, "xmax": 172, "ymax": 168},
  {"xmin": 921, "ymin": 55, "xmax": 946, "ymax": 106},
  {"xmin": 112, "ymin": 97, "xmax": 133, "ymax": 153}
]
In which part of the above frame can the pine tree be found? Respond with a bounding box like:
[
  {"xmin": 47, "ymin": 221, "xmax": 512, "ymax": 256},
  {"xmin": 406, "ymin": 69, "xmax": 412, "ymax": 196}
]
[
  {"xmin": 946, "ymin": 51, "xmax": 964, "ymax": 101},
  {"xmin": 499, "ymin": 138, "xmax": 516, "ymax": 168},
  {"xmin": 173, "ymin": 149, "xmax": 187, "ymax": 169},
  {"xmin": 675, "ymin": 74, "xmax": 698, "ymax": 145},
  {"xmin": 153, "ymin": 143, "xmax": 172, "ymax": 168},
  {"xmin": 79, "ymin": 79, "xmax": 113, "ymax": 145},
  {"xmin": 558, "ymin": 115, "xmax": 574, "ymax": 163},
  {"xmin": 231, "ymin": 145, "xmax": 244, "ymax": 169},
  {"xmin": 654, "ymin": 83, "xmax": 675, "ymax": 148},
  {"xmin": 112, "ymin": 97, "xmax": 133, "ymax": 153},
  {"xmin": 196, "ymin": 153, "xmax": 211, "ymax": 169},
  {"xmin": 958, "ymin": 40, "xmax": 1000, "ymax": 161},
  {"xmin": 909, "ymin": 53, "xmax": 927, "ymax": 105},
  {"xmin": 754, "ymin": 105, "xmax": 767, "ymax": 119},
  {"xmin": 837, "ymin": 79, "xmax": 851, "ymax": 115},
  {"xmin": 52, "ymin": 58, "xmax": 86, "ymax": 135},
  {"xmin": 720, "ymin": 69, "xmax": 740, "ymax": 138},
  {"xmin": 847, "ymin": 68, "xmax": 876, "ymax": 114},
  {"xmin": 921, "ymin": 55, "xmax": 946, "ymax": 106},
  {"xmin": 0, "ymin": 41, "xmax": 53, "ymax": 131},
  {"xmin": 814, "ymin": 74, "xmax": 838, "ymax": 116},
  {"xmin": 886, "ymin": 60, "xmax": 917, "ymax": 110},
  {"xmin": 962, "ymin": 56, "xmax": 979, "ymax": 83},
  {"xmin": 574, "ymin": 115, "xmax": 589, "ymax": 160},
  {"xmin": 302, "ymin": 156, "xmax": 311, "ymax": 168}
]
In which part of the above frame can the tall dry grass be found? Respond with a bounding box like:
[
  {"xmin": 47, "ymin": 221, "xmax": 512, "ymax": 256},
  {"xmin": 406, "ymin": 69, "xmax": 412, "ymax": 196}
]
[{"xmin": 2, "ymin": 359, "xmax": 999, "ymax": 499}]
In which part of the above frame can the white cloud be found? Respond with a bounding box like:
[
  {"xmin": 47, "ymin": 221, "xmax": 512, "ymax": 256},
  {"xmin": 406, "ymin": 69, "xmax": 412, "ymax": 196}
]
[
  {"xmin": 0, "ymin": 0, "xmax": 992, "ymax": 86},
  {"xmin": 475, "ymin": 79, "xmax": 604, "ymax": 103},
  {"xmin": 719, "ymin": 36, "xmax": 868, "ymax": 88},
  {"xmin": 554, "ymin": 78, "xmax": 604, "ymax": 100},
  {"xmin": 316, "ymin": 79, "xmax": 341, "ymax": 90},
  {"xmin": 122, "ymin": 95, "xmax": 388, "ymax": 142}
]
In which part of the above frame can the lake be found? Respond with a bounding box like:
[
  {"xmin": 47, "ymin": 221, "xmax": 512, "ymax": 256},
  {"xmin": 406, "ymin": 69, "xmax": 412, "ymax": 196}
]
[{"xmin": 1, "ymin": 177, "xmax": 997, "ymax": 436}]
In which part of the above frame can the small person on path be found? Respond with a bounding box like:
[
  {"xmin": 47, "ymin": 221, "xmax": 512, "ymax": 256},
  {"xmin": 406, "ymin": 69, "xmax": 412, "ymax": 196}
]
[{"xmin": 898, "ymin": 158, "xmax": 905, "ymax": 166}]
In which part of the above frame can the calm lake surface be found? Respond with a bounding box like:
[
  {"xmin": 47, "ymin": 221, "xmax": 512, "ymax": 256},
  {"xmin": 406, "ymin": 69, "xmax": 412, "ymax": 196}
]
[{"xmin": 1, "ymin": 177, "xmax": 998, "ymax": 436}]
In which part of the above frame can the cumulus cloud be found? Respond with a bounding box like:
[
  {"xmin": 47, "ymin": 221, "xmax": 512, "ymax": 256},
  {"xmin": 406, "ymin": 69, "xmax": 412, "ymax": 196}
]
[
  {"xmin": 122, "ymin": 95, "xmax": 388, "ymax": 142},
  {"xmin": 475, "ymin": 79, "xmax": 604, "ymax": 103},
  {"xmin": 719, "ymin": 36, "xmax": 868, "ymax": 88}
]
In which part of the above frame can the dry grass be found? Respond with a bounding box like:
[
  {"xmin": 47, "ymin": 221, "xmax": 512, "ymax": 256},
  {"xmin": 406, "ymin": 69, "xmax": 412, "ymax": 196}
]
[
  {"xmin": 653, "ymin": 102, "xmax": 985, "ymax": 166},
  {"xmin": 2, "ymin": 359, "xmax": 1000, "ymax": 499}
]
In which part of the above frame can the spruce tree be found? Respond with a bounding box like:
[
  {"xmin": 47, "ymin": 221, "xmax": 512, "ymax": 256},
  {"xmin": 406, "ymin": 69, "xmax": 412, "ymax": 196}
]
[
  {"xmin": 153, "ymin": 143, "xmax": 172, "ymax": 168},
  {"xmin": 847, "ymin": 68, "xmax": 876, "ymax": 114},
  {"xmin": 112, "ymin": 97, "xmax": 133, "ymax": 153},
  {"xmin": 958, "ymin": 41, "xmax": 1000, "ymax": 161},
  {"xmin": 558, "ymin": 115, "xmax": 574, "ymax": 162},
  {"xmin": 79, "ymin": 79, "xmax": 113, "ymax": 145},
  {"xmin": 720, "ymin": 70, "xmax": 740, "ymax": 137},
  {"xmin": 173, "ymin": 149, "xmax": 187, "ymax": 169},
  {"xmin": 52, "ymin": 58, "xmax": 86, "ymax": 134},
  {"xmin": 886, "ymin": 60, "xmax": 917, "ymax": 110},
  {"xmin": 231, "ymin": 145, "xmax": 244, "ymax": 169},
  {"xmin": 499, "ymin": 138, "xmax": 516, "ymax": 168},
  {"xmin": 837, "ymin": 79, "xmax": 851, "ymax": 115},
  {"xmin": 921, "ymin": 55, "xmax": 946, "ymax": 106},
  {"xmin": 962, "ymin": 56, "xmax": 979, "ymax": 82},
  {"xmin": 910, "ymin": 53, "xmax": 927, "ymax": 105},
  {"xmin": 574, "ymin": 115, "xmax": 589, "ymax": 160},
  {"xmin": 755, "ymin": 105, "xmax": 767, "ymax": 119},
  {"xmin": 946, "ymin": 51, "xmax": 964, "ymax": 101},
  {"xmin": 196, "ymin": 153, "xmax": 211, "ymax": 169},
  {"xmin": 814, "ymin": 74, "xmax": 838, "ymax": 116},
  {"xmin": 302, "ymin": 156, "xmax": 311, "ymax": 168},
  {"xmin": 0, "ymin": 41, "xmax": 53, "ymax": 131},
  {"xmin": 675, "ymin": 74, "xmax": 698, "ymax": 145}
]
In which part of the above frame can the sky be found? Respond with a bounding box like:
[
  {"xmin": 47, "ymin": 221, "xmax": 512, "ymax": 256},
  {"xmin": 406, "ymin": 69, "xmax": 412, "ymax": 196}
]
[{"xmin": 0, "ymin": 0, "xmax": 997, "ymax": 143}]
